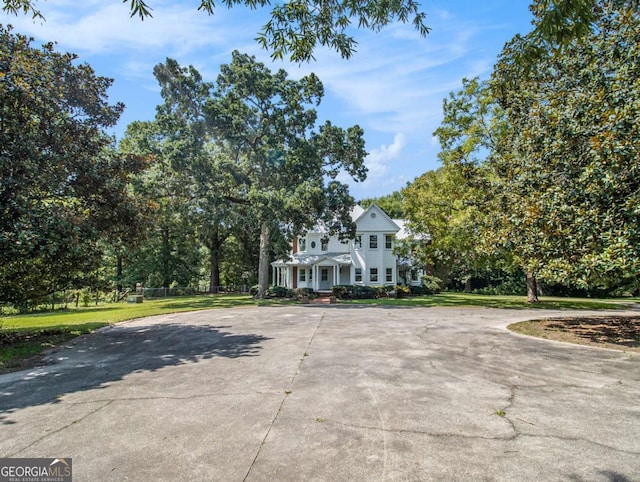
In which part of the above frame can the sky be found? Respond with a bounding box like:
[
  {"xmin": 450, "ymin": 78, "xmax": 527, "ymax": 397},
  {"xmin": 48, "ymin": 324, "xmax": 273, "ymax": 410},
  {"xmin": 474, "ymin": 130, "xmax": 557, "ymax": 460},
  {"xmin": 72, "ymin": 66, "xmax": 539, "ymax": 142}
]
[{"xmin": 1, "ymin": 0, "xmax": 534, "ymax": 200}]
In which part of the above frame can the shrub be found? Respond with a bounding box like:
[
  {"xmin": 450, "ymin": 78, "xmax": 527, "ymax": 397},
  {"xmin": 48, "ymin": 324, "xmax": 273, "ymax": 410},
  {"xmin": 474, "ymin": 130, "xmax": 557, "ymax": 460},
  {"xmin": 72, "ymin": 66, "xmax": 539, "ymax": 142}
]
[
  {"xmin": 332, "ymin": 285, "xmax": 387, "ymax": 299},
  {"xmin": 331, "ymin": 285, "xmax": 349, "ymax": 299},
  {"xmin": 409, "ymin": 284, "xmax": 427, "ymax": 295},
  {"xmin": 395, "ymin": 285, "xmax": 411, "ymax": 298},
  {"xmin": 264, "ymin": 286, "xmax": 293, "ymax": 298},
  {"xmin": 294, "ymin": 288, "xmax": 313, "ymax": 299},
  {"xmin": 422, "ymin": 275, "xmax": 443, "ymax": 295}
]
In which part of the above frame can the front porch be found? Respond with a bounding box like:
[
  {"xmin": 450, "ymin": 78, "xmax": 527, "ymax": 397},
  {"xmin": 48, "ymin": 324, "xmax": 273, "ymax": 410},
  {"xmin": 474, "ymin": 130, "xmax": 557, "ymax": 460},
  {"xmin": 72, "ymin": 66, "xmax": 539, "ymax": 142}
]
[{"xmin": 272, "ymin": 262, "xmax": 351, "ymax": 292}]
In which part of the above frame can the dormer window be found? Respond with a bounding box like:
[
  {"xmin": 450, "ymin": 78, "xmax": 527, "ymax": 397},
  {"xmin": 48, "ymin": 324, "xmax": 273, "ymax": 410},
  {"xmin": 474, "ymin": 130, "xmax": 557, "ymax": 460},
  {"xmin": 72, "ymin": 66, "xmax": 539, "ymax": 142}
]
[
  {"xmin": 354, "ymin": 235, "xmax": 362, "ymax": 249},
  {"xmin": 299, "ymin": 238, "xmax": 306, "ymax": 252},
  {"xmin": 321, "ymin": 239, "xmax": 328, "ymax": 251}
]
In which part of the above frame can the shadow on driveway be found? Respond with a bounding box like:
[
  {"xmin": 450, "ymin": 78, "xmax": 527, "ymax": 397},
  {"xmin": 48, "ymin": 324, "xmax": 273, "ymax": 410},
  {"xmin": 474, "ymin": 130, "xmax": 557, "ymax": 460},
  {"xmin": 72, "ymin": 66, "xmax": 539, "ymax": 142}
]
[{"xmin": 0, "ymin": 322, "xmax": 271, "ymax": 423}]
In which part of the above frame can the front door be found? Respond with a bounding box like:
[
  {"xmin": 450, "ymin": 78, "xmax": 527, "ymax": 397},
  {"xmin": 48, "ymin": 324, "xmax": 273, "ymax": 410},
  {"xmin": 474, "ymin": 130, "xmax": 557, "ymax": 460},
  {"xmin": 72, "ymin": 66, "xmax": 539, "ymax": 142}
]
[{"xmin": 319, "ymin": 267, "xmax": 331, "ymax": 291}]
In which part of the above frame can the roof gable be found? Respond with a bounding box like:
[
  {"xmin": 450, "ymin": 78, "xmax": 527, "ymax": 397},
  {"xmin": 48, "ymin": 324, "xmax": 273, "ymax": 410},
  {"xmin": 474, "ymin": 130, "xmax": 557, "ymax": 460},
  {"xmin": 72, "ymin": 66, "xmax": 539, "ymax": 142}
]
[{"xmin": 353, "ymin": 203, "xmax": 400, "ymax": 233}]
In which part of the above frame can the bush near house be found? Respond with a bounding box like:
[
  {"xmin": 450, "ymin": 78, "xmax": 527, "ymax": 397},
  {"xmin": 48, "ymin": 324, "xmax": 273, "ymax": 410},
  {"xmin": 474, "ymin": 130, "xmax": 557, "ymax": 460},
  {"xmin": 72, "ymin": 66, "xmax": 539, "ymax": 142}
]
[
  {"xmin": 293, "ymin": 288, "xmax": 315, "ymax": 300},
  {"xmin": 249, "ymin": 285, "xmax": 293, "ymax": 298},
  {"xmin": 395, "ymin": 285, "xmax": 411, "ymax": 298},
  {"xmin": 331, "ymin": 285, "xmax": 388, "ymax": 299},
  {"xmin": 421, "ymin": 275, "xmax": 443, "ymax": 295}
]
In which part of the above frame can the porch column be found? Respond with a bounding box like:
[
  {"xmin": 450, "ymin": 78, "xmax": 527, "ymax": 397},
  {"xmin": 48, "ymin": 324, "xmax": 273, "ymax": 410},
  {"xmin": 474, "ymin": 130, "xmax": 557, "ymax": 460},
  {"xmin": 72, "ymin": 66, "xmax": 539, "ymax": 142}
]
[
  {"xmin": 272, "ymin": 267, "xmax": 276, "ymax": 286},
  {"xmin": 313, "ymin": 265, "xmax": 318, "ymax": 291}
]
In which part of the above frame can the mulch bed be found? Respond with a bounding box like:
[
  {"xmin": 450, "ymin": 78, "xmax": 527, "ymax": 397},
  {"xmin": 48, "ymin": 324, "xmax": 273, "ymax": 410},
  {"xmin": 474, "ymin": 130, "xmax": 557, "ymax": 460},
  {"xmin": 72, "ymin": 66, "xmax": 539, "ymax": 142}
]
[{"xmin": 532, "ymin": 316, "xmax": 640, "ymax": 352}]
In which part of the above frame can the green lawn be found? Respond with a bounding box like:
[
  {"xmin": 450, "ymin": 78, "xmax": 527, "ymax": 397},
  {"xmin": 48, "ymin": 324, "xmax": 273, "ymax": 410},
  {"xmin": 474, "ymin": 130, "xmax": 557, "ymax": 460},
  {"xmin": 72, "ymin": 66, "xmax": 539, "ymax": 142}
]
[
  {"xmin": 340, "ymin": 292, "xmax": 637, "ymax": 310},
  {"xmin": 0, "ymin": 294, "xmax": 262, "ymax": 371},
  {"xmin": 1, "ymin": 292, "xmax": 636, "ymax": 372}
]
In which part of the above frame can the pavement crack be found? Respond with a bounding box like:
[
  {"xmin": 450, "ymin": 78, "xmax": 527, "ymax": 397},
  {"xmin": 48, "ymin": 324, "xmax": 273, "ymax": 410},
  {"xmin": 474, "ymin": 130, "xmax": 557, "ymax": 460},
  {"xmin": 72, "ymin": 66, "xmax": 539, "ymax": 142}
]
[
  {"xmin": 6, "ymin": 400, "xmax": 113, "ymax": 457},
  {"xmin": 311, "ymin": 417, "xmax": 519, "ymax": 442},
  {"xmin": 242, "ymin": 313, "xmax": 325, "ymax": 481},
  {"xmin": 499, "ymin": 386, "xmax": 519, "ymax": 435},
  {"xmin": 65, "ymin": 391, "xmax": 280, "ymax": 405},
  {"xmin": 518, "ymin": 433, "xmax": 640, "ymax": 456},
  {"xmin": 365, "ymin": 386, "xmax": 388, "ymax": 480}
]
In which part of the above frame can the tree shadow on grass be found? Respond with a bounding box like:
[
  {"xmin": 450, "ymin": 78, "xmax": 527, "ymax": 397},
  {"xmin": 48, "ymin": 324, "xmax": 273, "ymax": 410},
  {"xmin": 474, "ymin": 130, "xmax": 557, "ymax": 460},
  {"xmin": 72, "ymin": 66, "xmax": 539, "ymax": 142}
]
[{"xmin": 0, "ymin": 322, "xmax": 271, "ymax": 424}]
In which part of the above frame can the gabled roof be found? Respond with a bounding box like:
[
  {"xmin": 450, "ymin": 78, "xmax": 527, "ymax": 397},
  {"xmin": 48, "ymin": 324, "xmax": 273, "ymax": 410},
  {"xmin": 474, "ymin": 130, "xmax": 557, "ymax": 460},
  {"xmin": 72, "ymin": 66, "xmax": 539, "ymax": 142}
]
[
  {"xmin": 353, "ymin": 203, "xmax": 401, "ymax": 233},
  {"xmin": 393, "ymin": 218, "xmax": 431, "ymax": 241}
]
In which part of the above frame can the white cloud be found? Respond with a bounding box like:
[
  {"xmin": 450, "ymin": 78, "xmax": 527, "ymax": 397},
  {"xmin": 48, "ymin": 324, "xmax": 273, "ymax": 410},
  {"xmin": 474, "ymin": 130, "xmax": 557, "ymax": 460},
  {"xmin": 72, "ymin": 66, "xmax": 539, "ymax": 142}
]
[
  {"xmin": 364, "ymin": 133, "xmax": 406, "ymax": 182},
  {"xmin": 2, "ymin": 0, "xmax": 242, "ymax": 56},
  {"xmin": 1, "ymin": 0, "xmax": 530, "ymax": 200}
]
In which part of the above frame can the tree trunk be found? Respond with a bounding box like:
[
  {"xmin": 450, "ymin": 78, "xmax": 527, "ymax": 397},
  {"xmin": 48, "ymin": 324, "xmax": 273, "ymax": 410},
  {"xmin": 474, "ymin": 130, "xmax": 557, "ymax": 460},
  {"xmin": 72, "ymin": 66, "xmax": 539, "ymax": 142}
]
[
  {"xmin": 464, "ymin": 277, "xmax": 472, "ymax": 293},
  {"xmin": 257, "ymin": 221, "xmax": 271, "ymax": 298},
  {"xmin": 116, "ymin": 254, "xmax": 123, "ymax": 293},
  {"xmin": 209, "ymin": 230, "xmax": 221, "ymax": 293},
  {"xmin": 161, "ymin": 226, "xmax": 171, "ymax": 288},
  {"xmin": 526, "ymin": 272, "xmax": 539, "ymax": 303}
]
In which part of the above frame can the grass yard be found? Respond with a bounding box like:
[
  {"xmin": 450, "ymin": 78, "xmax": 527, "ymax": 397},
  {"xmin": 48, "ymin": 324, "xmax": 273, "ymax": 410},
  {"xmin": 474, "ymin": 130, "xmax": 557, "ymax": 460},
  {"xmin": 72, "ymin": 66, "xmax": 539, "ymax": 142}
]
[
  {"xmin": 1, "ymin": 292, "xmax": 637, "ymax": 372},
  {"xmin": 340, "ymin": 292, "xmax": 635, "ymax": 310},
  {"xmin": 0, "ymin": 294, "xmax": 262, "ymax": 372}
]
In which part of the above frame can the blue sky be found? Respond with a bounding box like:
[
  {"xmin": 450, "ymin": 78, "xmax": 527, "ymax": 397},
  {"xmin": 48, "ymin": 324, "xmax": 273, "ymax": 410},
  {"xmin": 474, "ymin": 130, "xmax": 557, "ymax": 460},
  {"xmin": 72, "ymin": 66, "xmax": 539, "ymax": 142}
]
[{"xmin": 1, "ymin": 0, "xmax": 533, "ymax": 200}]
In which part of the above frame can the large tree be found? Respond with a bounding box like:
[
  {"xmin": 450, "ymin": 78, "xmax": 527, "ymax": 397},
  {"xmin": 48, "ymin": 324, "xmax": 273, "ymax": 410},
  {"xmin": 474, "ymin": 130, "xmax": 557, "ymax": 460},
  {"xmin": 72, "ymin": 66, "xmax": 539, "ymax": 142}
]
[
  {"xmin": 120, "ymin": 121, "xmax": 204, "ymax": 289},
  {"xmin": 150, "ymin": 52, "xmax": 367, "ymax": 297},
  {"xmin": 491, "ymin": 0, "xmax": 640, "ymax": 293},
  {"xmin": 0, "ymin": 26, "xmax": 147, "ymax": 308}
]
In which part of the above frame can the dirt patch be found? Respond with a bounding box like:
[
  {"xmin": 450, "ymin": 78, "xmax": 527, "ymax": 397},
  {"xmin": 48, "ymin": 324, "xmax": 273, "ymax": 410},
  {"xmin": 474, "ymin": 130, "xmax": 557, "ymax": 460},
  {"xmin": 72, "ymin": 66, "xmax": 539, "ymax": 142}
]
[{"xmin": 509, "ymin": 316, "xmax": 640, "ymax": 353}]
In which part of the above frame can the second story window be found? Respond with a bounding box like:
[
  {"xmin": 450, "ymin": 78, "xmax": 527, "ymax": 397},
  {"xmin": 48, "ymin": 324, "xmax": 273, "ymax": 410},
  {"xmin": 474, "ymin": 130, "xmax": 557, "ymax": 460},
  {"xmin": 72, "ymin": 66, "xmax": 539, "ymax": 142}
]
[
  {"xmin": 354, "ymin": 235, "xmax": 362, "ymax": 249},
  {"xmin": 299, "ymin": 238, "xmax": 306, "ymax": 252},
  {"xmin": 369, "ymin": 235, "xmax": 378, "ymax": 249},
  {"xmin": 385, "ymin": 235, "xmax": 393, "ymax": 249},
  {"xmin": 321, "ymin": 238, "xmax": 328, "ymax": 251}
]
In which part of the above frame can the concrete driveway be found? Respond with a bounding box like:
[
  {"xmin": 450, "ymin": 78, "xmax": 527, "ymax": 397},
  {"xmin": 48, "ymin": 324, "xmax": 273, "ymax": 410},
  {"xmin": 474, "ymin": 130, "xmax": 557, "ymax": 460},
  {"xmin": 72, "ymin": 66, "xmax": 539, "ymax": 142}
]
[{"xmin": 1, "ymin": 305, "xmax": 639, "ymax": 481}]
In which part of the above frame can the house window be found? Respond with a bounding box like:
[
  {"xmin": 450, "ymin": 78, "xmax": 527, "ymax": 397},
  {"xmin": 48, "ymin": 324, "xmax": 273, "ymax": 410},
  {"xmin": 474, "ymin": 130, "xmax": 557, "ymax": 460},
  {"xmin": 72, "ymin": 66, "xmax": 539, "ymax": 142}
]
[
  {"xmin": 355, "ymin": 268, "xmax": 362, "ymax": 282},
  {"xmin": 300, "ymin": 269, "xmax": 306, "ymax": 282},
  {"xmin": 369, "ymin": 235, "xmax": 378, "ymax": 249},
  {"xmin": 385, "ymin": 235, "xmax": 393, "ymax": 249},
  {"xmin": 321, "ymin": 268, "xmax": 328, "ymax": 281},
  {"xmin": 386, "ymin": 268, "xmax": 393, "ymax": 283},
  {"xmin": 299, "ymin": 238, "xmax": 306, "ymax": 252},
  {"xmin": 354, "ymin": 235, "xmax": 362, "ymax": 249},
  {"xmin": 411, "ymin": 269, "xmax": 418, "ymax": 281},
  {"xmin": 310, "ymin": 241, "xmax": 316, "ymax": 249},
  {"xmin": 370, "ymin": 268, "xmax": 378, "ymax": 283},
  {"xmin": 321, "ymin": 239, "xmax": 328, "ymax": 251}
]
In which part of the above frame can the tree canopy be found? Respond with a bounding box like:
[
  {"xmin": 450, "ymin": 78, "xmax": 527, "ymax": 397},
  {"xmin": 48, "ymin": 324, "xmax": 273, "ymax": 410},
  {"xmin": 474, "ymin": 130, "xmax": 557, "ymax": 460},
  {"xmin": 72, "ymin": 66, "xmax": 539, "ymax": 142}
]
[
  {"xmin": 4, "ymin": 0, "xmax": 631, "ymax": 61},
  {"xmin": 410, "ymin": 0, "xmax": 640, "ymax": 300},
  {"xmin": 124, "ymin": 52, "xmax": 368, "ymax": 297},
  {"xmin": 2, "ymin": 0, "xmax": 429, "ymax": 61},
  {"xmin": 492, "ymin": 0, "xmax": 640, "ymax": 291},
  {"xmin": 0, "ymin": 26, "xmax": 148, "ymax": 307}
]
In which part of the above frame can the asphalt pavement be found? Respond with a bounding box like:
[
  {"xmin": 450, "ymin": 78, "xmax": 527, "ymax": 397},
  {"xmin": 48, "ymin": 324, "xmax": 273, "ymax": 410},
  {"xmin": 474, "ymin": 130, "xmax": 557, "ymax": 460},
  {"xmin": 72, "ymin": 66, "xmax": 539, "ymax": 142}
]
[{"xmin": 1, "ymin": 305, "xmax": 639, "ymax": 481}]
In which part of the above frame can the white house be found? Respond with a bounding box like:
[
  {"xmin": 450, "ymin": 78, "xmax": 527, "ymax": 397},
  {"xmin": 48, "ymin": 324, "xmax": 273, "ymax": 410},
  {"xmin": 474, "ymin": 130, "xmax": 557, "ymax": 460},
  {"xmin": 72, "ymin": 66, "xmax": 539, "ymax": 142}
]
[{"xmin": 271, "ymin": 204, "xmax": 426, "ymax": 292}]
